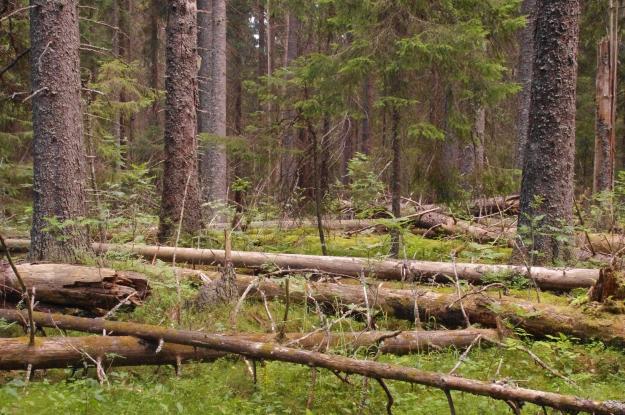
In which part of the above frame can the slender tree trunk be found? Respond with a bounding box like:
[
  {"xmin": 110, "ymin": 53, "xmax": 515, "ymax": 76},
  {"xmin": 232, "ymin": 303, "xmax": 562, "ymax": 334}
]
[
  {"xmin": 516, "ymin": 0, "xmax": 580, "ymax": 265},
  {"xmin": 593, "ymin": 37, "xmax": 615, "ymax": 193},
  {"xmin": 515, "ymin": 0, "xmax": 537, "ymax": 169},
  {"xmin": 199, "ymin": 0, "xmax": 228, "ymax": 211},
  {"xmin": 390, "ymin": 107, "xmax": 401, "ymax": 257},
  {"xmin": 309, "ymin": 124, "xmax": 328, "ymax": 256},
  {"xmin": 158, "ymin": 0, "xmax": 202, "ymax": 241},
  {"xmin": 257, "ymin": 0, "xmax": 267, "ymax": 79},
  {"xmin": 29, "ymin": 0, "xmax": 90, "ymax": 262},
  {"xmin": 111, "ymin": 0, "xmax": 122, "ymax": 172},
  {"xmin": 359, "ymin": 75, "xmax": 372, "ymax": 155},
  {"xmin": 280, "ymin": 11, "xmax": 300, "ymax": 194},
  {"xmin": 149, "ymin": 0, "xmax": 164, "ymax": 128},
  {"xmin": 460, "ymin": 104, "xmax": 485, "ymax": 177}
]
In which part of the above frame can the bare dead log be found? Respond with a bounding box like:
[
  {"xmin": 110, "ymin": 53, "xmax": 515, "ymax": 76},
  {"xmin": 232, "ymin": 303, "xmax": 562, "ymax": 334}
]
[
  {"xmin": 1, "ymin": 240, "xmax": 598, "ymax": 290},
  {"xmin": 0, "ymin": 262, "xmax": 149, "ymax": 313},
  {"xmin": 0, "ymin": 336, "xmax": 224, "ymax": 370},
  {"xmin": 235, "ymin": 328, "xmax": 499, "ymax": 354},
  {"xmin": 1, "ymin": 310, "xmax": 622, "ymax": 414}
]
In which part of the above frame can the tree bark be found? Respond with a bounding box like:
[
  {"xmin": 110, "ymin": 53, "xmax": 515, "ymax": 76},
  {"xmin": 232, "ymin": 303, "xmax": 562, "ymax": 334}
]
[
  {"xmin": 280, "ymin": 11, "xmax": 300, "ymax": 194},
  {"xmin": 593, "ymin": 37, "xmax": 615, "ymax": 193},
  {"xmin": 516, "ymin": 0, "xmax": 580, "ymax": 264},
  {"xmin": 0, "ymin": 336, "xmax": 223, "ymax": 370},
  {"xmin": 390, "ymin": 107, "xmax": 401, "ymax": 257},
  {"xmin": 29, "ymin": 0, "xmax": 90, "ymax": 262},
  {"xmin": 359, "ymin": 75, "xmax": 372, "ymax": 154},
  {"xmin": 199, "ymin": 0, "xmax": 228, "ymax": 209},
  {"xmin": 515, "ymin": 0, "xmax": 536, "ymax": 169},
  {"xmin": 158, "ymin": 0, "xmax": 202, "ymax": 241},
  {"xmin": 2, "ymin": 309, "xmax": 622, "ymax": 414},
  {"xmin": 460, "ymin": 104, "xmax": 485, "ymax": 176},
  {"xmin": 0, "ymin": 262, "xmax": 149, "ymax": 313}
]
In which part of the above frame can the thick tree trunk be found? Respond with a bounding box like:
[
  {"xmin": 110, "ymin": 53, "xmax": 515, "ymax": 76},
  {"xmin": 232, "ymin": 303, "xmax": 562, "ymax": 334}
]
[
  {"xmin": 199, "ymin": 0, "xmax": 228, "ymax": 209},
  {"xmin": 0, "ymin": 262, "xmax": 149, "ymax": 313},
  {"xmin": 29, "ymin": 0, "xmax": 90, "ymax": 262},
  {"xmin": 516, "ymin": 0, "xmax": 580, "ymax": 264},
  {"xmin": 593, "ymin": 37, "xmax": 615, "ymax": 193},
  {"xmin": 515, "ymin": 0, "xmax": 536, "ymax": 169},
  {"xmin": 0, "ymin": 336, "xmax": 222, "ymax": 370},
  {"xmin": 2, "ymin": 310, "xmax": 622, "ymax": 414},
  {"xmin": 159, "ymin": 0, "xmax": 202, "ymax": 241}
]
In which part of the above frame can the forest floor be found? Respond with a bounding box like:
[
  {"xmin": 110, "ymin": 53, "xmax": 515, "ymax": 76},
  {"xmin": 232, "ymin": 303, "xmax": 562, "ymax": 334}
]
[{"xmin": 0, "ymin": 223, "xmax": 624, "ymax": 414}]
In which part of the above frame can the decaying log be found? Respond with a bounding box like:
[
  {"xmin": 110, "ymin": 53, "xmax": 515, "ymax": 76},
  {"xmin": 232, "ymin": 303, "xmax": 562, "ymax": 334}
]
[
  {"xmin": 1, "ymin": 310, "xmax": 621, "ymax": 415},
  {"xmin": 201, "ymin": 273, "xmax": 625, "ymax": 345},
  {"xmin": 467, "ymin": 195, "xmax": 520, "ymax": 217},
  {"xmin": 0, "ymin": 262, "xmax": 149, "ymax": 313},
  {"xmin": 589, "ymin": 267, "xmax": 625, "ymax": 302},
  {"xmin": 0, "ymin": 336, "xmax": 224, "ymax": 370},
  {"xmin": 2, "ymin": 239, "xmax": 598, "ymax": 290}
]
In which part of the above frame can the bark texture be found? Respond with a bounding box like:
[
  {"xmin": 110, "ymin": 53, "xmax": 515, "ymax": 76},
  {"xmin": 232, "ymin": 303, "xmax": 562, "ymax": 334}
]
[
  {"xmin": 2, "ymin": 309, "xmax": 622, "ymax": 414},
  {"xmin": 517, "ymin": 0, "xmax": 580, "ymax": 264},
  {"xmin": 199, "ymin": 0, "xmax": 228, "ymax": 209},
  {"xmin": 515, "ymin": 0, "xmax": 536, "ymax": 168},
  {"xmin": 0, "ymin": 336, "xmax": 222, "ymax": 370},
  {"xmin": 0, "ymin": 262, "xmax": 149, "ymax": 313},
  {"xmin": 159, "ymin": 0, "xmax": 202, "ymax": 241},
  {"xmin": 593, "ymin": 37, "xmax": 615, "ymax": 193},
  {"xmin": 29, "ymin": 0, "xmax": 90, "ymax": 262},
  {"xmin": 280, "ymin": 11, "xmax": 300, "ymax": 194}
]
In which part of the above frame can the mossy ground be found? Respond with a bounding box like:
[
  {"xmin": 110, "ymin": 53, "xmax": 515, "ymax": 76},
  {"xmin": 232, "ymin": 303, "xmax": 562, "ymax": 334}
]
[{"xmin": 0, "ymin": 226, "xmax": 623, "ymax": 414}]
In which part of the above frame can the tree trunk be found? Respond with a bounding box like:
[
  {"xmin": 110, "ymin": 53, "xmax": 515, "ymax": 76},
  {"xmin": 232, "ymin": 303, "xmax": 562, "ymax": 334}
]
[
  {"xmin": 515, "ymin": 0, "xmax": 536, "ymax": 169},
  {"xmin": 460, "ymin": 104, "xmax": 485, "ymax": 177},
  {"xmin": 256, "ymin": 0, "xmax": 267, "ymax": 79},
  {"xmin": 359, "ymin": 76, "xmax": 372, "ymax": 154},
  {"xmin": 199, "ymin": 0, "xmax": 228, "ymax": 210},
  {"xmin": 0, "ymin": 336, "xmax": 223, "ymax": 370},
  {"xmin": 593, "ymin": 37, "xmax": 615, "ymax": 193},
  {"xmin": 29, "ymin": 0, "xmax": 90, "ymax": 262},
  {"xmin": 0, "ymin": 262, "xmax": 149, "ymax": 313},
  {"xmin": 390, "ymin": 107, "xmax": 401, "ymax": 257},
  {"xmin": 280, "ymin": 11, "xmax": 300, "ymax": 194},
  {"xmin": 2, "ymin": 310, "xmax": 622, "ymax": 414},
  {"xmin": 516, "ymin": 0, "xmax": 580, "ymax": 264},
  {"xmin": 158, "ymin": 0, "xmax": 203, "ymax": 241}
]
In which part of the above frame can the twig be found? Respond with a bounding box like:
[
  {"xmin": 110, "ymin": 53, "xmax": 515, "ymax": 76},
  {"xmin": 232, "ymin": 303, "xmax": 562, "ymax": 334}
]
[
  {"xmin": 376, "ymin": 378, "xmax": 394, "ymax": 415},
  {"xmin": 0, "ymin": 47, "xmax": 30, "ymax": 78},
  {"xmin": 444, "ymin": 389, "xmax": 456, "ymax": 415},
  {"xmin": 306, "ymin": 367, "xmax": 318, "ymax": 410},
  {"xmin": 450, "ymin": 255, "xmax": 470, "ymax": 327},
  {"xmin": 0, "ymin": 234, "xmax": 35, "ymax": 346},
  {"xmin": 0, "ymin": 5, "xmax": 36, "ymax": 22},
  {"xmin": 448, "ymin": 335, "xmax": 482, "ymax": 375},
  {"xmin": 172, "ymin": 172, "xmax": 193, "ymax": 325},
  {"xmin": 258, "ymin": 285, "xmax": 276, "ymax": 333},
  {"xmin": 21, "ymin": 87, "xmax": 48, "ymax": 103},
  {"xmin": 230, "ymin": 277, "xmax": 259, "ymax": 329},
  {"xmin": 574, "ymin": 197, "xmax": 596, "ymax": 256},
  {"xmin": 277, "ymin": 278, "xmax": 290, "ymax": 341}
]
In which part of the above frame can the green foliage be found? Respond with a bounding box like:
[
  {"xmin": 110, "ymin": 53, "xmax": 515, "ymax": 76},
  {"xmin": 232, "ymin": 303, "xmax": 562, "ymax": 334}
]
[{"xmin": 343, "ymin": 153, "xmax": 386, "ymax": 218}]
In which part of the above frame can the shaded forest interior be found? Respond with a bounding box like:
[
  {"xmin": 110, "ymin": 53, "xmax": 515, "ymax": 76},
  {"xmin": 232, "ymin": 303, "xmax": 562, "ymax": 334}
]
[{"xmin": 2, "ymin": 0, "xmax": 625, "ymax": 414}]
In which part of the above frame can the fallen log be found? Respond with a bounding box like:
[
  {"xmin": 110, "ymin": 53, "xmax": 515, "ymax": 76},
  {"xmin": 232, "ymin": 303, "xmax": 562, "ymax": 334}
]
[
  {"xmin": 0, "ymin": 329, "xmax": 496, "ymax": 371},
  {"xmin": 0, "ymin": 262, "xmax": 149, "ymax": 313},
  {"xmin": 0, "ymin": 336, "xmax": 224, "ymax": 370},
  {"xmin": 235, "ymin": 328, "xmax": 498, "ymax": 354},
  {"xmin": 2, "ymin": 239, "xmax": 598, "ymax": 290},
  {"xmin": 201, "ymin": 273, "xmax": 625, "ymax": 345},
  {"xmin": 1, "ymin": 310, "xmax": 621, "ymax": 414},
  {"xmin": 410, "ymin": 210, "xmax": 514, "ymax": 244}
]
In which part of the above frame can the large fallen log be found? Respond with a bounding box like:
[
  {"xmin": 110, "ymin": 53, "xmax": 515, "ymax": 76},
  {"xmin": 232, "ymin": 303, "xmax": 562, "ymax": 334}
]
[
  {"xmin": 0, "ymin": 262, "xmax": 149, "ymax": 313},
  {"xmin": 2, "ymin": 239, "xmax": 599, "ymax": 290},
  {"xmin": 0, "ymin": 329, "xmax": 496, "ymax": 370},
  {"xmin": 204, "ymin": 273, "xmax": 624, "ymax": 345},
  {"xmin": 0, "ymin": 336, "xmax": 224, "ymax": 370},
  {"xmin": 1, "ymin": 310, "xmax": 621, "ymax": 414},
  {"xmin": 410, "ymin": 210, "xmax": 515, "ymax": 244}
]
